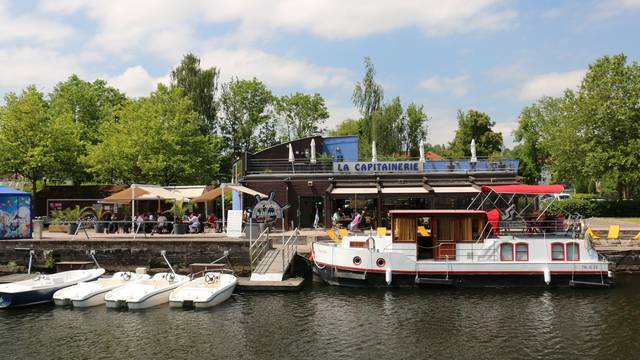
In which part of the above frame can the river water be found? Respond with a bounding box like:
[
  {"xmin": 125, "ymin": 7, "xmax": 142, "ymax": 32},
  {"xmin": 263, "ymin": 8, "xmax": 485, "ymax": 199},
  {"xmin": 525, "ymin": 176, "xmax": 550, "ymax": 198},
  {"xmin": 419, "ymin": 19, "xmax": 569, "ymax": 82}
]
[{"xmin": 1, "ymin": 275, "xmax": 639, "ymax": 360}]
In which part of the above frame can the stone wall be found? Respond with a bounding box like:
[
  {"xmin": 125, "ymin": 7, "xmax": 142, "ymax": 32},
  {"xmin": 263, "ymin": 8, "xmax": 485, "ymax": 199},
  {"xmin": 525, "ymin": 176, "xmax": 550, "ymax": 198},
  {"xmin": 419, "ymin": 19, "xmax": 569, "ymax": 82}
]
[{"xmin": 0, "ymin": 239, "xmax": 251, "ymax": 274}]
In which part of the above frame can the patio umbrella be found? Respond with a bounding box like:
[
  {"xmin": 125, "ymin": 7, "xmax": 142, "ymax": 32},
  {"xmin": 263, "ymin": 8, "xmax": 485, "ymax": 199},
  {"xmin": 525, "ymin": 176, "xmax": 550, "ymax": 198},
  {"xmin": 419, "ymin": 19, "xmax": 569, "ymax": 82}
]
[
  {"xmin": 419, "ymin": 139, "xmax": 425, "ymax": 162},
  {"xmin": 371, "ymin": 141, "xmax": 377, "ymax": 162},
  {"xmin": 310, "ymin": 138, "xmax": 316, "ymax": 164},
  {"xmin": 288, "ymin": 143, "xmax": 295, "ymax": 162}
]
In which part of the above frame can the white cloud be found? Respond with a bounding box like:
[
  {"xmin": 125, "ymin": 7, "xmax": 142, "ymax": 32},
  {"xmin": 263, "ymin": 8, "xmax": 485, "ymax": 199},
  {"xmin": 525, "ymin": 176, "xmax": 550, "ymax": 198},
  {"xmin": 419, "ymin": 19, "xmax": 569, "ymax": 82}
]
[
  {"xmin": 517, "ymin": 70, "xmax": 585, "ymax": 101},
  {"xmin": 419, "ymin": 75, "xmax": 470, "ymax": 97},
  {"xmin": 0, "ymin": 47, "xmax": 83, "ymax": 92},
  {"xmin": 493, "ymin": 120, "xmax": 518, "ymax": 148},
  {"xmin": 593, "ymin": 0, "xmax": 640, "ymax": 19},
  {"xmin": 40, "ymin": 0, "xmax": 517, "ymax": 58},
  {"xmin": 0, "ymin": 0, "xmax": 75, "ymax": 45},
  {"xmin": 106, "ymin": 66, "xmax": 169, "ymax": 98},
  {"xmin": 200, "ymin": 48, "xmax": 352, "ymax": 89},
  {"xmin": 325, "ymin": 102, "xmax": 360, "ymax": 131},
  {"xmin": 487, "ymin": 62, "xmax": 531, "ymax": 81}
]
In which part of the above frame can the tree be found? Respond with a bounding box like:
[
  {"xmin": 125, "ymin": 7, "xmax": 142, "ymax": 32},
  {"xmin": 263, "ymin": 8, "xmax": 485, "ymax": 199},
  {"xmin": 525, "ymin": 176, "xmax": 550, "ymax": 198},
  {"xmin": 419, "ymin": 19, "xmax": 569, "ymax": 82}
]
[
  {"xmin": 352, "ymin": 57, "xmax": 384, "ymax": 149},
  {"xmin": 370, "ymin": 97, "xmax": 404, "ymax": 157},
  {"xmin": 405, "ymin": 103, "xmax": 429, "ymax": 156},
  {"xmin": 48, "ymin": 75, "xmax": 126, "ymax": 183},
  {"xmin": 275, "ymin": 92, "xmax": 329, "ymax": 141},
  {"xmin": 449, "ymin": 110, "xmax": 503, "ymax": 158},
  {"xmin": 170, "ymin": 53, "xmax": 221, "ymax": 135},
  {"xmin": 0, "ymin": 86, "xmax": 83, "ymax": 193},
  {"xmin": 85, "ymin": 84, "xmax": 222, "ymax": 185},
  {"xmin": 513, "ymin": 96, "xmax": 565, "ymax": 184},
  {"xmin": 329, "ymin": 119, "xmax": 361, "ymax": 136},
  {"xmin": 219, "ymin": 78, "xmax": 275, "ymax": 158}
]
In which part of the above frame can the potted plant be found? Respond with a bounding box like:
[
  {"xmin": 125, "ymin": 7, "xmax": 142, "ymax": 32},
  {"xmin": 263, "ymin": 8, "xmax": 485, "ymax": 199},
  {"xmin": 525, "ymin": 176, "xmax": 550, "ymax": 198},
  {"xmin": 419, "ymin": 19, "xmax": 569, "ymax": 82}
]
[
  {"xmin": 64, "ymin": 206, "xmax": 93, "ymax": 235},
  {"xmin": 165, "ymin": 199, "xmax": 192, "ymax": 234},
  {"xmin": 93, "ymin": 207, "xmax": 111, "ymax": 234},
  {"xmin": 48, "ymin": 210, "xmax": 67, "ymax": 233}
]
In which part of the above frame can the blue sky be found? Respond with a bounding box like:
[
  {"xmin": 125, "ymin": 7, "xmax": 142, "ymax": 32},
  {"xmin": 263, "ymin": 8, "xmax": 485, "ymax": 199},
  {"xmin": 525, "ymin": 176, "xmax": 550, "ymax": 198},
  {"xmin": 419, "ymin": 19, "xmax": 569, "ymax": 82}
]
[{"xmin": 1, "ymin": 0, "xmax": 639, "ymax": 147}]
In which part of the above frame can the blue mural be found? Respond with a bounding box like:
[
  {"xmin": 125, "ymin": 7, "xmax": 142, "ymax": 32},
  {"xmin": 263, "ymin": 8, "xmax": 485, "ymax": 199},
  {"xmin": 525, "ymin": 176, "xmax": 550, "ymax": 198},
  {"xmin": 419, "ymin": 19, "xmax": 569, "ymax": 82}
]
[{"xmin": 0, "ymin": 187, "xmax": 32, "ymax": 239}]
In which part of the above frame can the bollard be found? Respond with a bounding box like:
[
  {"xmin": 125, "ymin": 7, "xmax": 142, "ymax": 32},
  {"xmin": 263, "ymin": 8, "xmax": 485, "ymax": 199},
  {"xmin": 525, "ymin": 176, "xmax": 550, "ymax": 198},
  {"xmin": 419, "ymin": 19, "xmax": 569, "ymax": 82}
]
[{"xmin": 32, "ymin": 219, "xmax": 43, "ymax": 240}]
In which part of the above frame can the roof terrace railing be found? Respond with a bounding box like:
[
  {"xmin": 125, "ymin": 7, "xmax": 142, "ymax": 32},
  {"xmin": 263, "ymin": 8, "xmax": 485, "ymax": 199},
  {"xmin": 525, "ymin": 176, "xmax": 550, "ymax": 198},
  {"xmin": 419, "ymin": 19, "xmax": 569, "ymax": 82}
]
[{"xmin": 244, "ymin": 158, "xmax": 519, "ymax": 175}]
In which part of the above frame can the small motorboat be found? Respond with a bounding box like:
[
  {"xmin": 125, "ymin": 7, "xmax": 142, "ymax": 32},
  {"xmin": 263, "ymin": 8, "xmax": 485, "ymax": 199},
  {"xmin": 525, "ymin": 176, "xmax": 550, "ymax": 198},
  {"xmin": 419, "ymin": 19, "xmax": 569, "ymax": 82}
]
[
  {"xmin": 169, "ymin": 271, "xmax": 237, "ymax": 309},
  {"xmin": 104, "ymin": 272, "xmax": 190, "ymax": 310},
  {"xmin": 53, "ymin": 271, "xmax": 150, "ymax": 307},
  {"xmin": 0, "ymin": 268, "xmax": 105, "ymax": 308}
]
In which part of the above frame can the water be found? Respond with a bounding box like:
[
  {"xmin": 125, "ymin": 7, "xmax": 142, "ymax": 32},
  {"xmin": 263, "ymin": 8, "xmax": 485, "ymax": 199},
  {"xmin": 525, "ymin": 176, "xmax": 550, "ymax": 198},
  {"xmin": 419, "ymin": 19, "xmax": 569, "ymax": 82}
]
[{"xmin": 1, "ymin": 276, "xmax": 639, "ymax": 360}]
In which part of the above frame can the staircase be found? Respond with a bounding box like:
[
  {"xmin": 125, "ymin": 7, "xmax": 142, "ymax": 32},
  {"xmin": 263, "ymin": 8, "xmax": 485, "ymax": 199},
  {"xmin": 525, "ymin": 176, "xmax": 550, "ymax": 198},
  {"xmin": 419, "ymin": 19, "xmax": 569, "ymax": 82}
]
[{"xmin": 250, "ymin": 229, "xmax": 299, "ymax": 282}]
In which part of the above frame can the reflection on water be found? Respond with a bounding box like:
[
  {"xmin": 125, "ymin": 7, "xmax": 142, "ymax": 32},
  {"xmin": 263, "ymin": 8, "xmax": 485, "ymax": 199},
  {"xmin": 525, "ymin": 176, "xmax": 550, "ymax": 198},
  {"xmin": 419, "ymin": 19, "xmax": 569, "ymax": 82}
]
[{"xmin": 1, "ymin": 276, "xmax": 639, "ymax": 360}]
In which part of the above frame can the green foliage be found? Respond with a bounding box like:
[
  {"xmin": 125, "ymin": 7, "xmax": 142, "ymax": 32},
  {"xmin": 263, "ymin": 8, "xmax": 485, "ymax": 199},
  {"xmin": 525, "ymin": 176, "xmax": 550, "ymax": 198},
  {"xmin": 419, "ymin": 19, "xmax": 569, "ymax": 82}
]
[
  {"xmin": 7, "ymin": 260, "xmax": 20, "ymax": 273},
  {"xmin": 63, "ymin": 206, "xmax": 93, "ymax": 221},
  {"xmin": 44, "ymin": 252, "xmax": 56, "ymax": 269},
  {"xmin": 85, "ymin": 84, "xmax": 222, "ymax": 184},
  {"xmin": 449, "ymin": 110, "xmax": 503, "ymax": 158},
  {"xmin": 352, "ymin": 57, "xmax": 384, "ymax": 119},
  {"xmin": 275, "ymin": 92, "xmax": 329, "ymax": 141},
  {"xmin": 164, "ymin": 199, "xmax": 193, "ymax": 220},
  {"xmin": 370, "ymin": 97, "xmax": 404, "ymax": 156},
  {"xmin": 405, "ymin": 103, "xmax": 429, "ymax": 156},
  {"xmin": 547, "ymin": 198, "xmax": 640, "ymax": 218},
  {"xmin": 93, "ymin": 207, "xmax": 110, "ymax": 221},
  {"xmin": 170, "ymin": 53, "xmax": 220, "ymax": 135},
  {"xmin": 546, "ymin": 198, "xmax": 596, "ymax": 217},
  {"xmin": 329, "ymin": 119, "xmax": 361, "ymax": 136},
  {"xmin": 219, "ymin": 78, "xmax": 276, "ymax": 159},
  {"xmin": 514, "ymin": 54, "xmax": 640, "ymax": 198}
]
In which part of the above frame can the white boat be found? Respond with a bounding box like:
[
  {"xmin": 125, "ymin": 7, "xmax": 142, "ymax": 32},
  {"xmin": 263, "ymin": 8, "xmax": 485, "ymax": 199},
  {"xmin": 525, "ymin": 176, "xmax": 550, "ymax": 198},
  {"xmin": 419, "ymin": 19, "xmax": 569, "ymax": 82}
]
[
  {"xmin": 53, "ymin": 271, "xmax": 150, "ymax": 307},
  {"xmin": 0, "ymin": 268, "xmax": 105, "ymax": 308},
  {"xmin": 169, "ymin": 271, "xmax": 237, "ymax": 309},
  {"xmin": 104, "ymin": 272, "xmax": 190, "ymax": 310},
  {"xmin": 312, "ymin": 185, "xmax": 613, "ymax": 288}
]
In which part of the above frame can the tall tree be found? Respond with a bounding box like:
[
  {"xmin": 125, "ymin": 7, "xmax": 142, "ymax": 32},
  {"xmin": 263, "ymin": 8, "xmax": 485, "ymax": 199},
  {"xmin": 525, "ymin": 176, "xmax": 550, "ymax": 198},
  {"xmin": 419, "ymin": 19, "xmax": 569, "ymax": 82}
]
[
  {"xmin": 352, "ymin": 57, "xmax": 384, "ymax": 149},
  {"xmin": 449, "ymin": 110, "xmax": 503, "ymax": 158},
  {"xmin": 85, "ymin": 85, "xmax": 222, "ymax": 185},
  {"xmin": 329, "ymin": 119, "xmax": 361, "ymax": 136},
  {"xmin": 219, "ymin": 78, "xmax": 275, "ymax": 158},
  {"xmin": 276, "ymin": 92, "xmax": 329, "ymax": 141},
  {"xmin": 171, "ymin": 53, "xmax": 221, "ymax": 135},
  {"xmin": 405, "ymin": 103, "xmax": 429, "ymax": 156},
  {"xmin": 0, "ymin": 86, "xmax": 83, "ymax": 193},
  {"xmin": 370, "ymin": 97, "xmax": 404, "ymax": 157}
]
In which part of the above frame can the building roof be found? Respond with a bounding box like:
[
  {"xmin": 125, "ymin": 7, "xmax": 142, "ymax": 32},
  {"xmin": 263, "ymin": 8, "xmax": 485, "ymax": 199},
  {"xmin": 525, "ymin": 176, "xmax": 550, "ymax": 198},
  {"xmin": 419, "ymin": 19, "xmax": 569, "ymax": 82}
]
[
  {"xmin": 426, "ymin": 151, "xmax": 443, "ymax": 160},
  {"xmin": 0, "ymin": 186, "xmax": 30, "ymax": 196}
]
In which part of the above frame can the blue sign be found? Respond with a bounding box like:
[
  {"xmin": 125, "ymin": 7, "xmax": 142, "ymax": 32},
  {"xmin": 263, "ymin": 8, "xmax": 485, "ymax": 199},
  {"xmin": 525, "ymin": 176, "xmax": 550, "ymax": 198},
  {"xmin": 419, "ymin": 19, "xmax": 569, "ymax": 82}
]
[{"xmin": 333, "ymin": 161, "xmax": 422, "ymax": 174}]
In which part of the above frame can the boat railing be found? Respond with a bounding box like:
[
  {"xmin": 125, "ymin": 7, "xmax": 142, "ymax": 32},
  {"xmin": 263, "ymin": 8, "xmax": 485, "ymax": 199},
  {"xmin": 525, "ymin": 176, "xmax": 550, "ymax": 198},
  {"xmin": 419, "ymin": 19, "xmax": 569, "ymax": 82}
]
[
  {"xmin": 484, "ymin": 218, "xmax": 578, "ymax": 238},
  {"xmin": 249, "ymin": 227, "xmax": 271, "ymax": 269},
  {"xmin": 281, "ymin": 228, "xmax": 300, "ymax": 274}
]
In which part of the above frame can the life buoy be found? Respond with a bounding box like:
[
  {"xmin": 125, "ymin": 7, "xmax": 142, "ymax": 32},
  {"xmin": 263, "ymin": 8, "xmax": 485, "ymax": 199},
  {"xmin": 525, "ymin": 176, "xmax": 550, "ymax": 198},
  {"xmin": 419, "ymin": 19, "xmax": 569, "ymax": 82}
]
[{"xmin": 353, "ymin": 256, "xmax": 362, "ymax": 265}]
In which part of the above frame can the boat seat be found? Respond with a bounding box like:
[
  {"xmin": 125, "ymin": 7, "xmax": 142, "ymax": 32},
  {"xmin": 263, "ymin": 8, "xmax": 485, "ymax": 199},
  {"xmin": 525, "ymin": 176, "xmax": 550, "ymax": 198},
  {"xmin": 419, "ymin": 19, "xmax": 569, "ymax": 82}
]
[
  {"xmin": 607, "ymin": 225, "xmax": 620, "ymax": 240},
  {"xmin": 326, "ymin": 229, "xmax": 340, "ymax": 243},
  {"xmin": 339, "ymin": 228, "xmax": 349, "ymax": 238},
  {"xmin": 633, "ymin": 232, "xmax": 640, "ymax": 241},
  {"xmin": 417, "ymin": 226, "xmax": 430, "ymax": 237},
  {"xmin": 376, "ymin": 227, "xmax": 387, "ymax": 236},
  {"xmin": 585, "ymin": 227, "xmax": 600, "ymax": 240}
]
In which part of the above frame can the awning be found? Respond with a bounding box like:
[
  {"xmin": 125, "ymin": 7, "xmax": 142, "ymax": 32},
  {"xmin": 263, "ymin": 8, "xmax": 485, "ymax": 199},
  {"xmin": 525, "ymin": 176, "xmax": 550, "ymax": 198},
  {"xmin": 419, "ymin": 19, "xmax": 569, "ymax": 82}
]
[
  {"xmin": 432, "ymin": 186, "xmax": 480, "ymax": 193},
  {"xmin": 380, "ymin": 187, "xmax": 430, "ymax": 194},
  {"xmin": 192, "ymin": 185, "xmax": 267, "ymax": 202},
  {"xmin": 331, "ymin": 187, "xmax": 378, "ymax": 195},
  {"xmin": 101, "ymin": 185, "xmax": 187, "ymax": 204},
  {"xmin": 481, "ymin": 184, "xmax": 564, "ymax": 194},
  {"xmin": 166, "ymin": 186, "xmax": 207, "ymax": 199}
]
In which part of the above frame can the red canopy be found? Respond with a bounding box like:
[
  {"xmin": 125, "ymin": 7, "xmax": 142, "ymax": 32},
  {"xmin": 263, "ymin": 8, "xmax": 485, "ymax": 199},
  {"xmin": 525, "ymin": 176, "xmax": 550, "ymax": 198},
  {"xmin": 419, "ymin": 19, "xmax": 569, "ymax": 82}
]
[{"xmin": 480, "ymin": 184, "xmax": 565, "ymax": 194}]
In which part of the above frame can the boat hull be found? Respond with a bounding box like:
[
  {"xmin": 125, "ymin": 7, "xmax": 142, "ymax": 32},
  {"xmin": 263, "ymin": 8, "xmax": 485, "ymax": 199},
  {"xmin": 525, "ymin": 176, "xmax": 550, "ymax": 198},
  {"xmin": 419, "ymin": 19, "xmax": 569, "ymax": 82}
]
[
  {"xmin": 127, "ymin": 288, "xmax": 173, "ymax": 310},
  {"xmin": 313, "ymin": 264, "xmax": 613, "ymax": 288},
  {"xmin": 72, "ymin": 289, "xmax": 112, "ymax": 308},
  {"xmin": 169, "ymin": 282, "xmax": 236, "ymax": 309},
  {"xmin": 0, "ymin": 287, "xmax": 61, "ymax": 308}
]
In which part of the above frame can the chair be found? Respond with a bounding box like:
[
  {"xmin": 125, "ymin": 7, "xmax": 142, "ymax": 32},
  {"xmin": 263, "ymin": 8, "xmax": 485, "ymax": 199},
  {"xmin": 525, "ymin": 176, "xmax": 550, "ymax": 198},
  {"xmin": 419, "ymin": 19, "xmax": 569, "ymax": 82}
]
[
  {"xmin": 417, "ymin": 226, "xmax": 430, "ymax": 237},
  {"xmin": 607, "ymin": 225, "xmax": 620, "ymax": 240},
  {"xmin": 633, "ymin": 232, "xmax": 640, "ymax": 241},
  {"xmin": 585, "ymin": 227, "xmax": 600, "ymax": 240},
  {"xmin": 376, "ymin": 227, "xmax": 387, "ymax": 236},
  {"xmin": 339, "ymin": 228, "xmax": 349, "ymax": 238},
  {"xmin": 326, "ymin": 229, "xmax": 340, "ymax": 243}
]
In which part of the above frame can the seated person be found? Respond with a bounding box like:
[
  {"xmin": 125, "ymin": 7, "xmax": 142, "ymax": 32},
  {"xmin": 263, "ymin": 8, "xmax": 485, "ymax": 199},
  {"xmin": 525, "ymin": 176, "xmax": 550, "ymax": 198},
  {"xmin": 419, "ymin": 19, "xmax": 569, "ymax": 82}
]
[
  {"xmin": 207, "ymin": 213, "xmax": 218, "ymax": 230},
  {"xmin": 156, "ymin": 213, "xmax": 168, "ymax": 233},
  {"xmin": 188, "ymin": 213, "xmax": 200, "ymax": 233},
  {"xmin": 331, "ymin": 207, "xmax": 342, "ymax": 227},
  {"xmin": 348, "ymin": 210, "xmax": 364, "ymax": 231}
]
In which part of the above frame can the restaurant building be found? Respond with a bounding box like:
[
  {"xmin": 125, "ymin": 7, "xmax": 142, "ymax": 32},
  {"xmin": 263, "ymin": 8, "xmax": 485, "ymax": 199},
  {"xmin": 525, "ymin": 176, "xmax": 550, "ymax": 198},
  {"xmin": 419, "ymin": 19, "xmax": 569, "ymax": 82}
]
[{"xmin": 235, "ymin": 136, "xmax": 521, "ymax": 229}]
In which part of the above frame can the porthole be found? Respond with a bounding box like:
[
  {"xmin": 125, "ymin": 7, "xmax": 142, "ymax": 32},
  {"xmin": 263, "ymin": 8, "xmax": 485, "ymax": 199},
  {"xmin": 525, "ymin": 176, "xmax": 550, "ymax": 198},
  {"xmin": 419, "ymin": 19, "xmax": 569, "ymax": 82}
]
[
  {"xmin": 353, "ymin": 256, "xmax": 362, "ymax": 265},
  {"xmin": 376, "ymin": 258, "xmax": 386, "ymax": 268}
]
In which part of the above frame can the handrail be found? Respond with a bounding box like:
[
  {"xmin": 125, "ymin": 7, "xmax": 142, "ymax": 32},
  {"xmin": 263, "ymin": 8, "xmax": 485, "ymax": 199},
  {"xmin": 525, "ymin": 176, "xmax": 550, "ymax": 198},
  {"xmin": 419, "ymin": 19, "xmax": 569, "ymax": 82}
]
[
  {"xmin": 249, "ymin": 227, "xmax": 271, "ymax": 269},
  {"xmin": 280, "ymin": 228, "xmax": 300, "ymax": 274}
]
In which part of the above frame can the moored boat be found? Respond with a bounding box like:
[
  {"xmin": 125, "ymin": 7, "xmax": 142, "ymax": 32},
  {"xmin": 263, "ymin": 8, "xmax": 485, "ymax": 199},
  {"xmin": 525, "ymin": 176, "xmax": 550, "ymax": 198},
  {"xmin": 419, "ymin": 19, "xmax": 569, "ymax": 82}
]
[
  {"xmin": 169, "ymin": 271, "xmax": 237, "ymax": 309},
  {"xmin": 0, "ymin": 268, "xmax": 105, "ymax": 308},
  {"xmin": 53, "ymin": 271, "xmax": 150, "ymax": 307},
  {"xmin": 312, "ymin": 185, "xmax": 613, "ymax": 288},
  {"xmin": 104, "ymin": 272, "xmax": 190, "ymax": 309}
]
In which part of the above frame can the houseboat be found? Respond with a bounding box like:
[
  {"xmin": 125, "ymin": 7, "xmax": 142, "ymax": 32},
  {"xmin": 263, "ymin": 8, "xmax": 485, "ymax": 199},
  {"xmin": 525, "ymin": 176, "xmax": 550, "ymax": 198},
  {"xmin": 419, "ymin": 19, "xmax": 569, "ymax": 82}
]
[{"xmin": 311, "ymin": 185, "xmax": 613, "ymax": 287}]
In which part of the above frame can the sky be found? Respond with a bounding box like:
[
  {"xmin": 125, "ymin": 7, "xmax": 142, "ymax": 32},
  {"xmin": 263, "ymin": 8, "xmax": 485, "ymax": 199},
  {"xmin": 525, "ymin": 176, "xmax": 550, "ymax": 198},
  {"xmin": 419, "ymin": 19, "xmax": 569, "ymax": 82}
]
[{"xmin": 0, "ymin": 0, "xmax": 639, "ymax": 148}]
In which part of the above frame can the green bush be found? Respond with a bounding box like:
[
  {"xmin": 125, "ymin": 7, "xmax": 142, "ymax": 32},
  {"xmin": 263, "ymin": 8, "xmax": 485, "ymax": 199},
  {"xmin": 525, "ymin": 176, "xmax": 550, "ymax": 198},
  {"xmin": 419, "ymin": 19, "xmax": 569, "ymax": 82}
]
[
  {"xmin": 546, "ymin": 198, "xmax": 640, "ymax": 217},
  {"xmin": 546, "ymin": 198, "xmax": 596, "ymax": 217}
]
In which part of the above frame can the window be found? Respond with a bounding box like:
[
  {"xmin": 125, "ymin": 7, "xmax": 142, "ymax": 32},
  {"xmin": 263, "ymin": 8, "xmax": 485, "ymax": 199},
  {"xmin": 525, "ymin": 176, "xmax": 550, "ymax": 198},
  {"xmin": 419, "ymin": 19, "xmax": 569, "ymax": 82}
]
[
  {"xmin": 500, "ymin": 243, "xmax": 514, "ymax": 261},
  {"xmin": 515, "ymin": 243, "xmax": 529, "ymax": 261},
  {"xmin": 551, "ymin": 243, "xmax": 565, "ymax": 261},
  {"xmin": 566, "ymin": 243, "xmax": 580, "ymax": 261}
]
